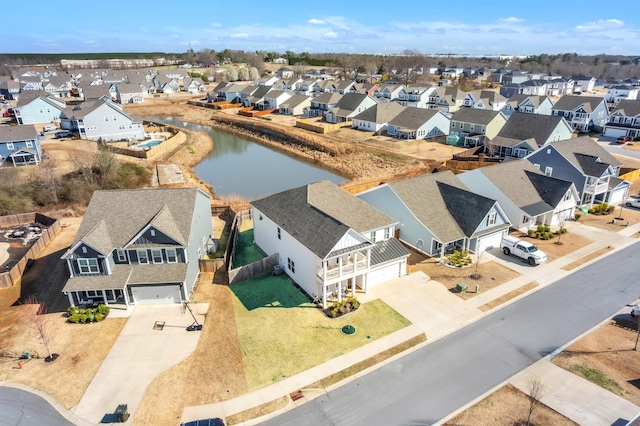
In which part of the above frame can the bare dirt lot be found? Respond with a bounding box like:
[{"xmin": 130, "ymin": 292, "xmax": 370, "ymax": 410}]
[{"xmin": 552, "ymin": 314, "xmax": 640, "ymax": 406}]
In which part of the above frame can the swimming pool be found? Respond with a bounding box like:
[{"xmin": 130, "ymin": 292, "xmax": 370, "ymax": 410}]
[{"xmin": 136, "ymin": 139, "xmax": 162, "ymax": 150}]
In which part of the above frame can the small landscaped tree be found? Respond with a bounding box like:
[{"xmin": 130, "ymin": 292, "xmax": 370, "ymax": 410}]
[
  {"xmin": 524, "ymin": 377, "xmax": 545, "ymax": 426},
  {"xmin": 24, "ymin": 296, "xmax": 57, "ymax": 362}
]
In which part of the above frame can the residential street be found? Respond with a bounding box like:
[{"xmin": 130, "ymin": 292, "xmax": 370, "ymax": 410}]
[{"xmin": 262, "ymin": 241, "xmax": 640, "ymax": 426}]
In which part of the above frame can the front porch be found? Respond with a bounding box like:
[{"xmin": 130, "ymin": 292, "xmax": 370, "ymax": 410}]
[{"xmin": 317, "ymin": 249, "xmax": 371, "ymax": 308}]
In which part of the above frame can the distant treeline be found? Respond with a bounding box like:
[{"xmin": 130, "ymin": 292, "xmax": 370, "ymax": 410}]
[{"xmin": 1, "ymin": 52, "xmax": 181, "ymax": 62}]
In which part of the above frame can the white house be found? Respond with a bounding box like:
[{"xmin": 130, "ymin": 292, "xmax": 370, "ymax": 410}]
[{"xmin": 251, "ymin": 181, "xmax": 410, "ymax": 308}]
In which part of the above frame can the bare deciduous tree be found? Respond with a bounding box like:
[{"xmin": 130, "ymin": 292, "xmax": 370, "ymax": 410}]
[
  {"xmin": 525, "ymin": 377, "xmax": 545, "ymax": 426},
  {"xmin": 24, "ymin": 296, "xmax": 57, "ymax": 362}
]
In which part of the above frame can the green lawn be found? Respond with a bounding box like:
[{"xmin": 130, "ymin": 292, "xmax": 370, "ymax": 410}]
[
  {"xmin": 231, "ymin": 273, "xmax": 412, "ymax": 390},
  {"xmin": 233, "ymin": 228, "xmax": 267, "ymax": 267}
]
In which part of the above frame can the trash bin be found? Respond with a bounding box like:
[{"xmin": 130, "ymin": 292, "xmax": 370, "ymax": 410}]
[{"xmin": 115, "ymin": 404, "xmax": 129, "ymax": 422}]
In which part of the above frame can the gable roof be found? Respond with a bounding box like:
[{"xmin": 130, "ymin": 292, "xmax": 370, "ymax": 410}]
[
  {"xmin": 472, "ymin": 160, "xmax": 557, "ymax": 216},
  {"xmin": 609, "ymin": 100, "xmax": 640, "ymax": 117},
  {"xmin": 498, "ymin": 112, "xmax": 569, "ymax": 145},
  {"xmin": 450, "ymin": 108, "xmax": 502, "ymax": 125},
  {"xmin": 525, "ymin": 171, "xmax": 573, "ymax": 207},
  {"xmin": 72, "ymin": 188, "xmax": 204, "ymax": 255},
  {"xmin": 352, "ymin": 102, "xmax": 405, "ymax": 123},
  {"xmin": 388, "ymin": 107, "xmax": 442, "ymax": 129},
  {"xmin": 386, "ymin": 171, "xmax": 499, "ymax": 243},
  {"xmin": 251, "ymin": 181, "xmax": 395, "ymax": 258},
  {"xmin": 280, "ymin": 94, "xmax": 310, "ymax": 109},
  {"xmin": 546, "ymin": 136, "xmax": 622, "ymax": 171},
  {"xmin": 552, "ymin": 95, "xmax": 606, "ymax": 112},
  {"xmin": 332, "ymin": 93, "xmax": 375, "ymax": 112},
  {"xmin": 489, "ymin": 136, "xmax": 538, "ymax": 149},
  {"xmin": 0, "ymin": 125, "xmax": 38, "ymax": 142}
]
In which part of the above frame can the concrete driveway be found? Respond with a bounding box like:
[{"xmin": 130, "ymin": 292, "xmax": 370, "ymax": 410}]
[{"xmin": 72, "ymin": 304, "xmax": 206, "ymax": 424}]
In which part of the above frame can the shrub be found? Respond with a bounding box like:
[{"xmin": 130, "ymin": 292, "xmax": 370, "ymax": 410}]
[
  {"xmin": 574, "ymin": 213, "xmax": 582, "ymax": 221},
  {"xmin": 94, "ymin": 313, "xmax": 104, "ymax": 322},
  {"xmin": 527, "ymin": 229, "xmax": 536, "ymax": 237},
  {"xmin": 589, "ymin": 202, "xmax": 609, "ymax": 215}
]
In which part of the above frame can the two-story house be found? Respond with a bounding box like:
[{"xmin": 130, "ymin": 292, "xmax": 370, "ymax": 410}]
[
  {"xmin": 13, "ymin": 93, "xmax": 67, "ymax": 125},
  {"xmin": 501, "ymin": 94, "xmax": 554, "ymax": 117},
  {"xmin": 605, "ymin": 85, "xmax": 639, "ymax": 106},
  {"xmin": 0, "ymin": 125, "xmax": 42, "ymax": 166},
  {"xmin": 303, "ymin": 92, "xmax": 343, "ymax": 118},
  {"xmin": 351, "ymin": 102, "xmax": 406, "ymax": 132},
  {"xmin": 251, "ymin": 181, "xmax": 410, "ymax": 309},
  {"xmin": 426, "ymin": 86, "xmax": 465, "ymax": 113},
  {"xmin": 447, "ymin": 108, "xmax": 507, "ymax": 147},
  {"xmin": 525, "ymin": 136, "xmax": 629, "ymax": 206},
  {"xmin": 61, "ymin": 98, "xmax": 144, "ymax": 142},
  {"xmin": 61, "ymin": 187, "xmax": 213, "ymax": 307},
  {"xmin": 397, "ymin": 85, "xmax": 436, "ymax": 109},
  {"xmin": 603, "ymin": 100, "xmax": 640, "ymax": 140},
  {"xmin": 551, "ymin": 95, "xmax": 609, "ymax": 132},
  {"xmin": 462, "ymin": 90, "xmax": 507, "ymax": 111}
]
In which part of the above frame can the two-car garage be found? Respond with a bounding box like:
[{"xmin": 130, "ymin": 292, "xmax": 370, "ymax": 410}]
[{"xmin": 129, "ymin": 284, "xmax": 184, "ymax": 305}]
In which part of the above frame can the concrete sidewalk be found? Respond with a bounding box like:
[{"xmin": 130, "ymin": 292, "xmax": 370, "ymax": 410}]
[
  {"xmin": 509, "ymin": 358, "xmax": 640, "ymax": 426},
  {"xmin": 180, "ymin": 221, "xmax": 640, "ymax": 425}
]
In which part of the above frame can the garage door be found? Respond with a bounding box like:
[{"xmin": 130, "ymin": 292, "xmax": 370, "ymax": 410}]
[
  {"xmin": 130, "ymin": 285, "xmax": 182, "ymax": 304},
  {"xmin": 603, "ymin": 128, "xmax": 626, "ymax": 138},
  {"xmin": 477, "ymin": 231, "xmax": 505, "ymax": 252}
]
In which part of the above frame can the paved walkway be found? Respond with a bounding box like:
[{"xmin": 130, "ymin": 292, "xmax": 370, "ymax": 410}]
[
  {"xmin": 181, "ymin": 221, "xmax": 640, "ymax": 425},
  {"xmin": 509, "ymin": 358, "xmax": 640, "ymax": 426},
  {"xmin": 72, "ymin": 304, "xmax": 206, "ymax": 424}
]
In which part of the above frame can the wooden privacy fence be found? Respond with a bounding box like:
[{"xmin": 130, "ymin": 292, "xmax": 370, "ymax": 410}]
[
  {"xmin": 0, "ymin": 213, "xmax": 60, "ymax": 289},
  {"xmin": 103, "ymin": 130, "xmax": 185, "ymax": 159},
  {"xmin": 198, "ymin": 258, "xmax": 225, "ymax": 273},
  {"xmin": 619, "ymin": 168, "xmax": 640, "ymax": 182},
  {"xmin": 296, "ymin": 118, "xmax": 351, "ymax": 134},
  {"xmin": 228, "ymin": 253, "xmax": 279, "ymax": 285}
]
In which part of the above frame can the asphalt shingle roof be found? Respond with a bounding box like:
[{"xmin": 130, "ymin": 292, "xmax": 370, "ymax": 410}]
[
  {"xmin": 547, "ymin": 136, "xmax": 622, "ymax": 172},
  {"xmin": 251, "ymin": 181, "xmax": 395, "ymax": 258},
  {"xmin": 352, "ymin": 102, "xmax": 405, "ymax": 123},
  {"xmin": 498, "ymin": 112, "xmax": 568, "ymax": 145},
  {"xmin": 552, "ymin": 95, "xmax": 605, "ymax": 112},
  {"xmin": 72, "ymin": 188, "xmax": 202, "ymax": 255},
  {"xmin": 451, "ymin": 108, "xmax": 502, "ymax": 125},
  {"xmin": 0, "ymin": 125, "xmax": 37, "ymax": 142},
  {"xmin": 388, "ymin": 107, "xmax": 442, "ymax": 130}
]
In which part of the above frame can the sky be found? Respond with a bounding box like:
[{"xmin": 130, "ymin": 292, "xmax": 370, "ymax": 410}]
[{"xmin": 3, "ymin": 1, "xmax": 639, "ymax": 56}]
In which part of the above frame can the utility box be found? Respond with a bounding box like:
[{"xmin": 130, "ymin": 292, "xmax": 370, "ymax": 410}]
[
  {"xmin": 115, "ymin": 404, "xmax": 129, "ymax": 422},
  {"xmin": 456, "ymin": 282, "xmax": 468, "ymax": 293}
]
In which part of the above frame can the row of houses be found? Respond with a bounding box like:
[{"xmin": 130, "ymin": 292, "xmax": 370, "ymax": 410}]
[{"xmin": 63, "ymin": 130, "xmax": 626, "ymax": 310}]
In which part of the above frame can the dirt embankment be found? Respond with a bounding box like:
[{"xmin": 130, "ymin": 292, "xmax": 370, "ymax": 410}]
[{"xmin": 124, "ymin": 100, "xmax": 430, "ymax": 187}]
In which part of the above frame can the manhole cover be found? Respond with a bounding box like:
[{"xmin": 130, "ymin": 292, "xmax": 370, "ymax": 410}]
[{"xmin": 153, "ymin": 321, "xmax": 165, "ymax": 330}]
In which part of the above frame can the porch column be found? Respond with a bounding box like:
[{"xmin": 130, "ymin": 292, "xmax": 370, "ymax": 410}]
[
  {"xmin": 337, "ymin": 282, "xmax": 342, "ymax": 303},
  {"xmin": 322, "ymin": 287, "xmax": 327, "ymax": 309},
  {"xmin": 439, "ymin": 244, "xmax": 445, "ymax": 262},
  {"xmin": 122, "ymin": 288, "xmax": 129, "ymax": 309},
  {"xmin": 351, "ymin": 277, "xmax": 356, "ymax": 297},
  {"xmin": 67, "ymin": 292, "xmax": 75, "ymax": 307},
  {"xmin": 101, "ymin": 290, "xmax": 108, "ymax": 306}
]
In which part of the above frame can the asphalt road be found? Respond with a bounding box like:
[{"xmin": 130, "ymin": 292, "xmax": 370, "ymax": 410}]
[
  {"xmin": 0, "ymin": 386, "xmax": 73, "ymax": 426},
  {"xmin": 263, "ymin": 241, "xmax": 640, "ymax": 426}
]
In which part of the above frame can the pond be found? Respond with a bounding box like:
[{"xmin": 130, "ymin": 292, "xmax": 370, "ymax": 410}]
[{"xmin": 148, "ymin": 116, "xmax": 347, "ymax": 200}]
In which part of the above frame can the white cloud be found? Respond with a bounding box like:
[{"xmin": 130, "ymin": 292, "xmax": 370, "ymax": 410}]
[
  {"xmin": 323, "ymin": 31, "xmax": 338, "ymax": 39},
  {"xmin": 230, "ymin": 33, "xmax": 249, "ymax": 39},
  {"xmin": 575, "ymin": 19, "xmax": 624, "ymax": 31},
  {"xmin": 498, "ymin": 17, "xmax": 524, "ymax": 23},
  {"xmin": 308, "ymin": 18, "xmax": 325, "ymax": 25},
  {"xmin": 210, "ymin": 22, "xmax": 222, "ymax": 28}
]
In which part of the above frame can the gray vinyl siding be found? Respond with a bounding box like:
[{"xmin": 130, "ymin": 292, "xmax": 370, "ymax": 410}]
[
  {"xmin": 69, "ymin": 243, "xmax": 106, "ymax": 276},
  {"xmin": 357, "ymin": 186, "xmax": 440, "ymax": 255},
  {"xmin": 79, "ymin": 103, "xmax": 144, "ymax": 142},
  {"xmin": 15, "ymin": 98, "xmax": 64, "ymax": 124},
  {"xmin": 134, "ymin": 227, "xmax": 181, "ymax": 245},
  {"xmin": 526, "ymin": 149, "xmax": 587, "ymax": 197},
  {"xmin": 474, "ymin": 205, "xmax": 509, "ymax": 232},
  {"xmin": 184, "ymin": 189, "xmax": 214, "ymax": 296}
]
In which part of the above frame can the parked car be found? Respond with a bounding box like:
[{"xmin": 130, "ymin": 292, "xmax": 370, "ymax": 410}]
[
  {"xmin": 43, "ymin": 125, "xmax": 57, "ymax": 132},
  {"xmin": 54, "ymin": 131, "xmax": 73, "ymax": 139},
  {"xmin": 180, "ymin": 419, "xmax": 225, "ymax": 426},
  {"xmin": 500, "ymin": 235, "xmax": 547, "ymax": 265},
  {"xmin": 624, "ymin": 197, "xmax": 640, "ymax": 209},
  {"xmin": 616, "ymin": 136, "xmax": 631, "ymax": 144},
  {"xmin": 631, "ymin": 305, "xmax": 640, "ymax": 318}
]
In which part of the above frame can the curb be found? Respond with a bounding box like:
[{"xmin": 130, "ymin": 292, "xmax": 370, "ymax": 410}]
[{"xmin": 0, "ymin": 381, "xmax": 94, "ymax": 426}]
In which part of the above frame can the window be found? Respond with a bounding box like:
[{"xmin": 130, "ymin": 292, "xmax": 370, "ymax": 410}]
[
  {"xmin": 137, "ymin": 249, "xmax": 149, "ymax": 264},
  {"xmin": 104, "ymin": 116, "xmax": 109, "ymax": 121},
  {"xmin": 487, "ymin": 212, "xmax": 497, "ymax": 226},
  {"xmin": 370, "ymin": 232, "xmax": 376, "ymax": 243},
  {"xmin": 533, "ymin": 163, "xmax": 540, "ymax": 170},
  {"xmin": 522, "ymin": 215, "xmax": 530, "ymax": 224},
  {"xmin": 563, "ymin": 191, "xmax": 572, "ymax": 201},
  {"xmin": 116, "ymin": 249, "xmax": 127, "ymax": 262},
  {"xmin": 546, "ymin": 148, "xmax": 551, "ymax": 154},
  {"xmin": 6, "ymin": 142, "xmax": 14, "ymax": 150},
  {"xmin": 277, "ymin": 227, "xmax": 281, "ymax": 240},
  {"xmin": 82, "ymin": 246, "xmax": 87, "ymax": 254},
  {"xmin": 151, "ymin": 249, "xmax": 163, "ymax": 263},
  {"xmin": 287, "ymin": 257, "xmax": 295, "ymax": 273},
  {"xmin": 166, "ymin": 248, "xmax": 177, "ymax": 263},
  {"xmin": 384, "ymin": 228, "xmax": 390, "ymax": 239},
  {"xmin": 544, "ymin": 166, "xmax": 553, "ymax": 176},
  {"xmin": 78, "ymin": 258, "xmax": 99, "ymax": 274},
  {"xmin": 26, "ymin": 141, "xmax": 33, "ymax": 148},
  {"xmin": 86, "ymin": 290, "xmax": 98, "ymax": 297},
  {"xmin": 150, "ymin": 229, "xmax": 156, "ymax": 237}
]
